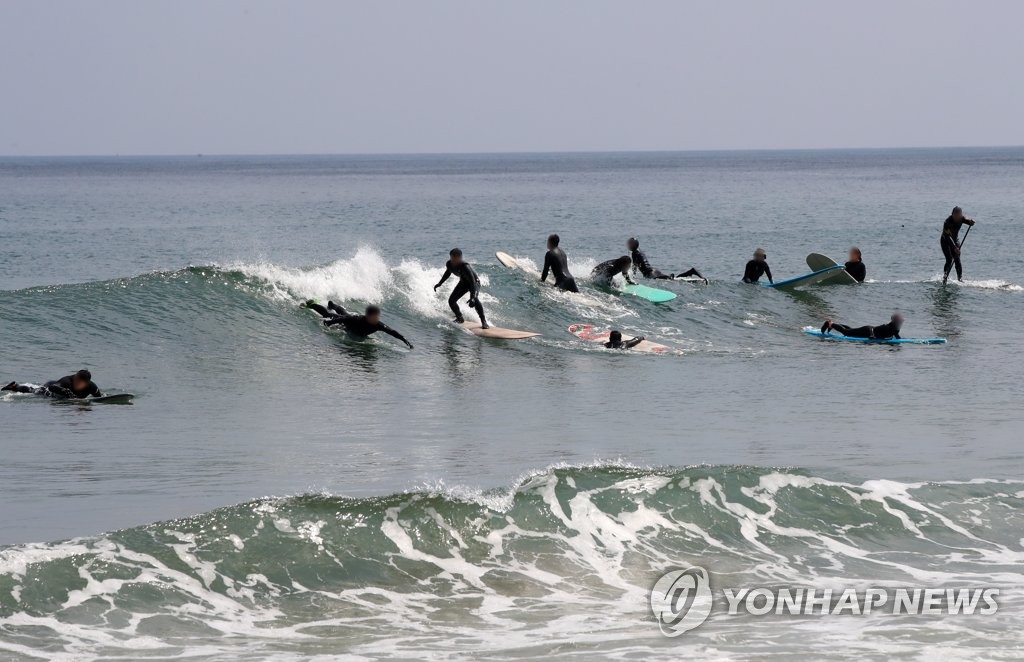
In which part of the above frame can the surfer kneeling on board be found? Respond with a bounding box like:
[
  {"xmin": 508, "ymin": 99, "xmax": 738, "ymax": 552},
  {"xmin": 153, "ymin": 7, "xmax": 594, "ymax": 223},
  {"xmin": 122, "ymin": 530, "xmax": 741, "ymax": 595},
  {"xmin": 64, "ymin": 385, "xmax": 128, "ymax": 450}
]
[
  {"xmin": 3, "ymin": 369, "xmax": 102, "ymax": 399},
  {"xmin": 627, "ymin": 237, "xmax": 708, "ymax": 283},
  {"xmin": 742, "ymin": 248, "xmax": 773, "ymax": 284},
  {"xmin": 541, "ymin": 234, "xmax": 580, "ymax": 293},
  {"xmin": 604, "ymin": 330, "xmax": 644, "ymax": 350},
  {"xmin": 821, "ymin": 313, "xmax": 903, "ymax": 340},
  {"xmin": 591, "ymin": 256, "xmax": 636, "ymax": 287},
  {"xmin": 845, "ymin": 247, "xmax": 866, "ymax": 283},
  {"xmin": 433, "ymin": 248, "xmax": 489, "ymax": 329},
  {"xmin": 941, "ymin": 206, "xmax": 976, "ymax": 284},
  {"xmin": 303, "ymin": 301, "xmax": 414, "ymax": 349}
]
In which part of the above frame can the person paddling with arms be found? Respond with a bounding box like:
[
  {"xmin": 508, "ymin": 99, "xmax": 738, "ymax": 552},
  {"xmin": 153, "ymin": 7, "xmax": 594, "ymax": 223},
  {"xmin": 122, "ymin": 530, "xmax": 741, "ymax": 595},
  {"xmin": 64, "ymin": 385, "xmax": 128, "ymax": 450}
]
[{"xmin": 941, "ymin": 206, "xmax": 976, "ymax": 284}]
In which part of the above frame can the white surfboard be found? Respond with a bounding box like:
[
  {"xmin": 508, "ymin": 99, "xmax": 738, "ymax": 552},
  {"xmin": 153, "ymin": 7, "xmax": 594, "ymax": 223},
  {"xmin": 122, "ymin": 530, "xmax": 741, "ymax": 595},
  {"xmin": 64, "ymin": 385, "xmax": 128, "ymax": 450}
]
[
  {"xmin": 567, "ymin": 324, "xmax": 679, "ymax": 355},
  {"xmin": 462, "ymin": 320, "xmax": 540, "ymax": 340},
  {"xmin": 495, "ymin": 251, "xmax": 540, "ymax": 276},
  {"xmin": 806, "ymin": 253, "xmax": 859, "ymax": 285}
]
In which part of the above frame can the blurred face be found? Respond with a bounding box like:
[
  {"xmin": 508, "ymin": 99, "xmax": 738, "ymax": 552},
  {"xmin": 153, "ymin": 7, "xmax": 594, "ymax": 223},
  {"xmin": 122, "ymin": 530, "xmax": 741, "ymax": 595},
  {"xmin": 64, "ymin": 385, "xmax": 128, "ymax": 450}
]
[
  {"xmin": 72, "ymin": 376, "xmax": 89, "ymax": 391},
  {"xmin": 893, "ymin": 315, "xmax": 904, "ymax": 328},
  {"xmin": 952, "ymin": 209, "xmax": 964, "ymax": 220},
  {"xmin": 628, "ymin": 239, "xmax": 638, "ymax": 251},
  {"xmin": 754, "ymin": 252, "xmax": 765, "ymax": 261},
  {"xmin": 367, "ymin": 312, "xmax": 381, "ymax": 325},
  {"xmin": 849, "ymin": 248, "xmax": 861, "ymax": 261},
  {"xmin": 450, "ymin": 254, "xmax": 464, "ymax": 266}
]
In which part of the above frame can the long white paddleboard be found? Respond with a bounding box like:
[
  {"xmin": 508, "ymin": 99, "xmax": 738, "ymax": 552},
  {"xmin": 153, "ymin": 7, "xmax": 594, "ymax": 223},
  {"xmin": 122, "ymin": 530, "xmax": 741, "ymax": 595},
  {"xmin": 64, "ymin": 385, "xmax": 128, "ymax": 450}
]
[
  {"xmin": 461, "ymin": 320, "xmax": 540, "ymax": 340},
  {"xmin": 806, "ymin": 253, "xmax": 859, "ymax": 285},
  {"xmin": 568, "ymin": 324, "xmax": 679, "ymax": 354}
]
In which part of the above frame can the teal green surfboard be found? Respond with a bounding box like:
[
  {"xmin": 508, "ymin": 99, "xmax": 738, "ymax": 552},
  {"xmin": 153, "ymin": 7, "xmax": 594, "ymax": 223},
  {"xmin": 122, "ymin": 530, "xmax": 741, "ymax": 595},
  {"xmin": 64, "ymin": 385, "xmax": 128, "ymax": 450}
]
[{"xmin": 622, "ymin": 283, "xmax": 677, "ymax": 303}]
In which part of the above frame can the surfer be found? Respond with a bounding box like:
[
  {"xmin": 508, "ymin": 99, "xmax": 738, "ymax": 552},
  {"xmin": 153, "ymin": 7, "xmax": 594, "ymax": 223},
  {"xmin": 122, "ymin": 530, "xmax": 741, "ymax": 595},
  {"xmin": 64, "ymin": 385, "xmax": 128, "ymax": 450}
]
[
  {"xmin": 627, "ymin": 237, "xmax": 707, "ymax": 283},
  {"xmin": 742, "ymin": 248, "xmax": 773, "ymax": 284},
  {"xmin": 821, "ymin": 313, "xmax": 904, "ymax": 340},
  {"xmin": 604, "ymin": 330, "xmax": 644, "ymax": 350},
  {"xmin": 845, "ymin": 247, "xmax": 867, "ymax": 283},
  {"xmin": 3, "ymin": 369, "xmax": 102, "ymax": 399},
  {"xmin": 540, "ymin": 234, "xmax": 580, "ymax": 292},
  {"xmin": 941, "ymin": 206, "xmax": 976, "ymax": 284},
  {"xmin": 591, "ymin": 256, "xmax": 636, "ymax": 287},
  {"xmin": 303, "ymin": 301, "xmax": 414, "ymax": 348},
  {"xmin": 434, "ymin": 248, "xmax": 489, "ymax": 329}
]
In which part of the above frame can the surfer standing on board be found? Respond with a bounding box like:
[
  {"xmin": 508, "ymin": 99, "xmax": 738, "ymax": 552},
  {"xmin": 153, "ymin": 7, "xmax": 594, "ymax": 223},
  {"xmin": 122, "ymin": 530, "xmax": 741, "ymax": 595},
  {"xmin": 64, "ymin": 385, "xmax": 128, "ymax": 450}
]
[
  {"xmin": 302, "ymin": 301, "xmax": 414, "ymax": 348},
  {"xmin": 434, "ymin": 248, "xmax": 490, "ymax": 329},
  {"xmin": 845, "ymin": 247, "xmax": 867, "ymax": 283},
  {"xmin": 3, "ymin": 369, "xmax": 102, "ymax": 399},
  {"xmin": 627, "ymin": 237, "xmax": 708, "ymax": 283},
  {"xmin": 591, "ymin": 256, "xmax": 636, "ymax": 287},
  {"xmin": 742, "ymin": 248, "xmax": 773, "ymax": 284},
  {"xmin": 540, "ymin": 234, "xmax": 580, "ymax": 292},
  {"xmin": 941, "ymin": 206, "xmax": 976, "ymax": 284},
  {"xmin": 821, "ymin": 313, "xmax": 904, "ymax": 340}
]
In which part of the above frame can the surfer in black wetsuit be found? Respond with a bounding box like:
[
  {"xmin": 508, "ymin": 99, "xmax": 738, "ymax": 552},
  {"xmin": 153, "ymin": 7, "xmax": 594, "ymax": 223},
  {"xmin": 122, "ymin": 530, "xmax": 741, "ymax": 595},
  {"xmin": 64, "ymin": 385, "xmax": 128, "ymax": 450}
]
[
  {"xmin": 627, "ymin": 238, "xmax": 707, "ymax": 283},
  {"xmin": 303, "ymin": 301, "xmax": 414, "ymax": 348},
  {"xmin": 742, "ymin": 248, "xmax": 773, "ymax": 284},
  {"xmin": 845, "ymin": 247, "xmax": 867, "ymax": 283},
  {"xmin": 3, "ymin": 369, "xmax": 102, "ymax": 399},
  {"xmin": 941, "ymin": 206, "xmax": 976, "ymax": 284},
  {"xmin": 821, "ymin": 313, "xmax": 903, "ymax": 340},
  {"xmin": 605, "ymin": 330, "xmax": 644, "ymax": 350},
  {"xmin": 540, "ymin": 234, "xmax": 579, "ymax": 292},
  {"xmin": 434, "ymin": 248, "xmax": 489, "ymax": 329},
  {"xmin": 591, "ymin": 256, "xmax": 636, "ymax": 287}
]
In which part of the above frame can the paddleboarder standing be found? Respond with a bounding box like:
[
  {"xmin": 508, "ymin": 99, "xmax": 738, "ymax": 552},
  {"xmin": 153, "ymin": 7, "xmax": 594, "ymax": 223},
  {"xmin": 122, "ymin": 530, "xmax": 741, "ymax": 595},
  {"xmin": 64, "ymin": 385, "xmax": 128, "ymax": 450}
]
[{"xmin": 941, "ymin": 206, "xmax": 976, "ymax": 284}]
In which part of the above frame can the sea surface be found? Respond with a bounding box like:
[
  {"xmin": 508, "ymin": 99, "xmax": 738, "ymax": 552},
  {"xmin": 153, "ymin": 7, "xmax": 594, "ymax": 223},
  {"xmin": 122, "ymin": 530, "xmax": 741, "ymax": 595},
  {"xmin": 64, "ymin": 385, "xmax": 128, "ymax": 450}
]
[{"xmin": 1, "ymin": 149, "xmax": 1023, "ymax": 659}]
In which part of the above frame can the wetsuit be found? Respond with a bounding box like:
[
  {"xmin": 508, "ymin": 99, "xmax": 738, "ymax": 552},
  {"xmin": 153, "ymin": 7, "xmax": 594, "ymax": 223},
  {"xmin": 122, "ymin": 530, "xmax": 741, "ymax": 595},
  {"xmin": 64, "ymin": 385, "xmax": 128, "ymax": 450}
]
[
  {"xmin": 845, "ymin": 260, "xmax": 867, "ymax": 283},
  {"xmin": 941, "ymin": 215, "xmax": 974, "ymax": 281},
  {"xmin": 3, "ymin": 375, "xmax": 102, "ymax": 399},
  {"xmin": 630, "ymin": 248, "xmax": 705, "ymax": 281},
  {"xmin": 605, "ymin": 336, "xmax": 644, "ymax": 349},
  {"xmin": 541, "ymin": 248, "xmax": 579, "ymax": 292},
  {"xmin": 742, "ymin": 260, "xmax": 773, "ymax": 284},
  {"xmin": 592, "ymin": 259, "xmax": 636, "ymax": 286},
  {"xmin": 306, "ymin": 302, "xmax": 412, "ymax": 346},
  {"xmin": 823, "ymin": 320, "xmax": 901, "ymax": 340},
  {"xmin": 435, "ymin": 260, "xmax": 488, "ymax": 326}
]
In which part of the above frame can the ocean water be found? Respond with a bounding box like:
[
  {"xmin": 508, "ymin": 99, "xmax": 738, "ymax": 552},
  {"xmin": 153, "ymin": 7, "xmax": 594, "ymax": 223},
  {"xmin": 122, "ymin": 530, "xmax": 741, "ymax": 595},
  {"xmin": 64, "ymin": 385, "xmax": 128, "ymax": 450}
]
[{"xmin": 1, "ymin": 149, "xmax": 1023, "ymax": 659}]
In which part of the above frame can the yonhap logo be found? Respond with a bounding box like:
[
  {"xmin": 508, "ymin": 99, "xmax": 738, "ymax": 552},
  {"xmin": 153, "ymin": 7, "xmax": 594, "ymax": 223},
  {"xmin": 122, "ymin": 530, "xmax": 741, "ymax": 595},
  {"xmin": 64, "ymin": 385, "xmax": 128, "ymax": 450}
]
[{"xmin": 649, "ymin": 566, "xmax": 713, "ymax": 636}]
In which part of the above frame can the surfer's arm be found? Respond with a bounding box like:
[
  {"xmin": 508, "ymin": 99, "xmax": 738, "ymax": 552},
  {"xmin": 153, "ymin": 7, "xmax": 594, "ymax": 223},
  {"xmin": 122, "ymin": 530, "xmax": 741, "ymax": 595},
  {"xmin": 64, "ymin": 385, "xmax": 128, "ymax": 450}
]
[
  {"xmin": 540, "ymin": 254, "xmax": 551, "ymax": 282},
  {"xmin": 433, "ymin": 267, "xmax": 452, "ymax": 290},
  {"xmin": 623, "ymin": 270, "xmax": 637, "ymax": 285},
  {"xmin": 764, "ymin": 264, "xmax": 774, "ymax": 283},
  {"xmin": 625, "ymin": 336, "xmax": 644, "ymax": 349},
  {"xmin": 379, "ymin": 323, "xmax": 413, "ymax": 348}
]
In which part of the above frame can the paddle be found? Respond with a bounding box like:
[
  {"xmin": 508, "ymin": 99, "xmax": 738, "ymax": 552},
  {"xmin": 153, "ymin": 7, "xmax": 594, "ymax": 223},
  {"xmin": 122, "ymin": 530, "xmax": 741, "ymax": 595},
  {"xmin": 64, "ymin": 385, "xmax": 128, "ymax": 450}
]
[{"xmin": 943, "ymin": 224, "xmax": 973, "ymax": 282}]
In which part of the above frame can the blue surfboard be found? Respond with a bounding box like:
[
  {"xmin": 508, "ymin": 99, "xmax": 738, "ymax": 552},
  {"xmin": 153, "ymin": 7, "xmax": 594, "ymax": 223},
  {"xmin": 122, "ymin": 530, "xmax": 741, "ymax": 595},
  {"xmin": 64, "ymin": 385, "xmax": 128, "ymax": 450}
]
[
  {"xmin": 803, "ymin": 328, "xmax": 946, "ymax": 345},
  {"xmin": 764, "ymin": 265, "xmax": 847, "ymax": 289}
]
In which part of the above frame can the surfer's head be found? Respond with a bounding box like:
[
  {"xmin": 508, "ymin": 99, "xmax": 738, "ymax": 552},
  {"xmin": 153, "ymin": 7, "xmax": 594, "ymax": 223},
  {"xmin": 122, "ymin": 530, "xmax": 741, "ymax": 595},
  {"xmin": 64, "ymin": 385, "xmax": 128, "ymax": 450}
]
[
  {"xmin": 365, "ymin": 305, "xmax": 381, "ymax": 324},
  {"xmin": 627, "ymin": 237, "xmax": 640, "ymax": 251},
  {"xmin": 614, "ymin": 256, "xmax": 632, "ymax": 274},
  {"xmin": 547, "ymin": 234, "xmax": 560, "ymax": 249},
  {"xmin": 608, "ymin": 330, "xmax": 623, "ymax": 346},
  {"xmin": 754, "ymin": 248, "xmax": 767, "ymax": 261},
  {"xmin": 849, "ymin": 246, "xmax": 862, "ymax": 262},
  {"xmin": 72, "ymin": 369, "xmax": 92, "ymax": 392},
  {"xmin": 449, "ymin": 248, "xmax": 464, "ymax": 266},
  {"xmin": 951, "ymin": 206, "xmax": 964, "ymax": 219},
  {"xmin": 891, "ymin": 313, "xmax": 904, "ymax": 329}
]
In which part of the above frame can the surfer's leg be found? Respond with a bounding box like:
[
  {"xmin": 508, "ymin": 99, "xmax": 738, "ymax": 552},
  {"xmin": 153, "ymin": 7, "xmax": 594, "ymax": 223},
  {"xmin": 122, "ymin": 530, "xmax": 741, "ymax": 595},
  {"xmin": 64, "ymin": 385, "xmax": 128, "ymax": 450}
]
[
  {"xmin": 941, "ymin": 236, "xmax": 957, "ymax": 283},
  {"xmin": 2, "ymin": 382, "xmax": 35, "ymax": 394},
  {"xmin": 471, "ymin": 299, "xmax": 488, "ymax": 328},
  {"xmin": 327, "ymin": 301, "xmax": 349, "ymax": 315},
  {"xmin": 302, "ymin": 301, "xmax": 333, "ymax": 318},
  {"xmin": 832, "ymin": 324, "xmax": 872, "ymax": 338},
  {"xmin": 676, "ymin": 267, "xmax": 708, "ymax": 283},
  {"xmin": 448, "ymin": 282, "xmax": 469, "ymax": 322},
  {"xmin": 558, "ymin": 277, "xmax": 580, "ymax": 293}
]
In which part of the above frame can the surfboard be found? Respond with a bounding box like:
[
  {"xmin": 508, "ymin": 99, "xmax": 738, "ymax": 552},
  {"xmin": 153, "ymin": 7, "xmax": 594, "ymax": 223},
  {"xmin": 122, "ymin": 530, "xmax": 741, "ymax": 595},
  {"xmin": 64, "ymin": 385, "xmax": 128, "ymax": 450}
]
[
  {"xmin": 495, "ymin": 251, "xmax": 540, "ymax": 276},
  {"xmin": 802, "ymin": 327, "xmax": 946, "ymax": 345},
  {"xmin": 89, "ymin": 393, "xmax": 135, "ymax": 404},
  {"xmin": 764, "ymin": 265, "xmax": 847, "ymax": 289},
  {"xmin": 568, "ymin": 324, "xmax": 678, "ymax": 354},
  {"xmin": 461, "ymin": 321, "xmax": 540, "ymax": 339},
  {"xmin": 622, "ymin": 283, "xmax": 677, "ymax": 303},
  {"xmin": 806, "ymin": 253, "xmax": 859, "ymax": 285}
]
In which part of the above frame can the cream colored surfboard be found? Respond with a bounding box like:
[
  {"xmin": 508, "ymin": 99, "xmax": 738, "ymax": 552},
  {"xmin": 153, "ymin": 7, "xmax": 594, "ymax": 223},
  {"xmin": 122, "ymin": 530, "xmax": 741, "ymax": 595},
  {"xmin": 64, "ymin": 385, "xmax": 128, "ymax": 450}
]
[{"xmin": 462, "ymin": 321, "xmax": 540, "ymax": 339}]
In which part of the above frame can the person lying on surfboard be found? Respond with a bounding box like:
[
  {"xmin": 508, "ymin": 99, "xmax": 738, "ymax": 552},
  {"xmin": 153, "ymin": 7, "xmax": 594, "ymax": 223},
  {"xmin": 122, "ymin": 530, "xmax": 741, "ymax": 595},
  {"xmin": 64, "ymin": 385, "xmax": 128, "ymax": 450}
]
[
  {"xmin": 434, "ymin": 248, "xmax": 490, "ymax": 329},
  {"xmin": 627, "ymin": 237, "xmax": 708, "ymax": 283},
  {"xmin": 541, "ymin": 233, "xmax": 579, "ymax": 292},
  {"xmin": 845, "ymin": 247, "xmax": 867, "ymax": 283},
  {"xmin": 302, "ymin": 301, "xmax": 414, "ymax": 349},
  {"xmin": 591, "ymin": 256, "xmax": 636, "ymax": 287},
  {"xmin": 742, "ymin": 248, "xmax": 773, "ymax": 284},
  {"xmin": 820, "ymin": 313, "xmax": 903, "ymax": 340},
  {"xmin": 604, "ymin": 330, "xmax": 645, "ymax": 350},
  {"xmin": 3, "ymin": 369, "xmax": 102, "ymax": 399}
]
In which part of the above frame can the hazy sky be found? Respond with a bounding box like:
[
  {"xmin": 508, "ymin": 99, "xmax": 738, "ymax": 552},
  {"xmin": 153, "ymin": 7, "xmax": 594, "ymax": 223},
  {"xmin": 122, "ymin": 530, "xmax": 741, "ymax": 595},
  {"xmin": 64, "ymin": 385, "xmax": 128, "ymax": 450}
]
[{"xmin": 1, "ymin": 0, "xmax": 1021, "ymax": 155}]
